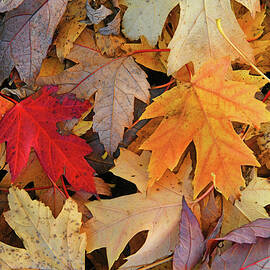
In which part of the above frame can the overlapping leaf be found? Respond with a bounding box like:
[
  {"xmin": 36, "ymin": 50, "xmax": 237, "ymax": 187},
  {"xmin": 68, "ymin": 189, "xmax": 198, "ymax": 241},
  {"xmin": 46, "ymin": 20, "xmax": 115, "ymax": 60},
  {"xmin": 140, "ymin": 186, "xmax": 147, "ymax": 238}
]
[
  {"xmin": 37, "ymin": 43, "xmax": 150, "ymax": 154},
  {"xmin": 235, "ymin": 175, "xmax": 270, "ymax": 220},
  {"xmin": 121, "ymin": 0, "xmax": 254, "ymax": 75},
  {"xmin": 82, "ymin": 151, "xmax": 192, "ymax": 269},
  {"xmin": 0, "ymin": 187, "xmax": 86, "ymax": 270},
  {"xmin": 0, "ymin": 0, "xmax": 68, "ymax": 85},
  {"xmin": 167, "ymin": 0, "xmax": 254, "ymax": 74},
  {"xmin": 140, "ymin": 57, "xmax": 270, "ymax": 199},
  {"xmin": 0, "ymin": 85, "xmax": 96, "ymax": 193}
]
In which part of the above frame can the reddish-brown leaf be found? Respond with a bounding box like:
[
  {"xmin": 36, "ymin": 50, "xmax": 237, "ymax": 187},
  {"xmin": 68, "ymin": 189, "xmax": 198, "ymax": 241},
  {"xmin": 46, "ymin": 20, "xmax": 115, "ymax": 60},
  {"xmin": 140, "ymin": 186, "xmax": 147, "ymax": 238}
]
[
  {"xmin": 0, "ymin": 85, "xmax": 96, "ymax": 193},
  {"xmin": 0, "ymin": 0, "xmax": 68, "ymax": 85}
]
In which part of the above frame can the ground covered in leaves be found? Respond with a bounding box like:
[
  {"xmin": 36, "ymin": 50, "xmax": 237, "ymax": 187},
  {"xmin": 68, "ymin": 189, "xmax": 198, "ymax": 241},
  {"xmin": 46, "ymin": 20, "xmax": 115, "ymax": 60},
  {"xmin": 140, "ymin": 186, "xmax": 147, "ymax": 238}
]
[{"xmin": 0, "ymin": 0, "xmax": 270, "ymax": 269}]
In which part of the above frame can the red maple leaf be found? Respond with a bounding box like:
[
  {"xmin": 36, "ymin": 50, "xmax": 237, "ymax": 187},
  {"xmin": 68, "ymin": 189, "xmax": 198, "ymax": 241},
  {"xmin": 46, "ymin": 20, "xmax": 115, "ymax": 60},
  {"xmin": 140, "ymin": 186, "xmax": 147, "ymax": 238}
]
[{"xmin": 0, "ymin": 85, "xmax": 96, "ymax": 193}]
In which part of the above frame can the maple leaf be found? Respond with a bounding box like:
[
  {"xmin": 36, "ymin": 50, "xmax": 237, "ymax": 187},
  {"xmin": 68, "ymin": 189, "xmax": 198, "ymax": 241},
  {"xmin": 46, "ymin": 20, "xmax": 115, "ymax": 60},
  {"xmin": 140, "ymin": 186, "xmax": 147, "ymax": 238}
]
[
  {"xmin": 167, "ymin": 0, "xmax": 254, "ymax": 74},
  {"xmin": 140, "ymin": 57, "xmax": 270, "ymax": 199},
  {"xmin": 0, "ymin": 187, "xmax": 86, "ymax": 270},
  {"xmin": 173, "ymin": 195, "xmax": 270, "ymax": 270},
  {"xmin": 0, "ymin": 0, "xmax": 68, "ymax": 85},
  {"xmin": 37, "ymin": 43, "xmax": 150, "ymax": 154},
  {"xmin": 82, "ymin": 151, "xmax": 192, "ymax": 269},
  {"xmin": 0, "ymin": 85, "xmax": 96, "ymax": 193},
  {"xmin": 121, "ymin": 0, "xmax": 254, "ymax": 74}
]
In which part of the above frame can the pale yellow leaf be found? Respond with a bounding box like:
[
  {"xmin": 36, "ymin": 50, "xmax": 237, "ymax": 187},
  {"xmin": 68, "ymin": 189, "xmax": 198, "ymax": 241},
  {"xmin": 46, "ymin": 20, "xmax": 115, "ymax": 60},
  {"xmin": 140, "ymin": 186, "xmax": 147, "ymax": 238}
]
[
  {"xmin": 168, "ymin": 0, "xmax": 254, "ymax": 74},
  {"xmin": 110, "ymin": 148, "xmax": 151, "ymax": 193},
  {"xmin": 0, "ymin": 187, "xmax": 86, "ymax": 270},
  {"xmin": 82, "ymin": 155, "xmax": 192, "ymax": 269},
  {"xmin": 121, "ymin": 0, "xmax": 178, "ymax": 46},
  {"xmin": 235, "ymin": 175, "xmax": 270, "ymax": 220}
]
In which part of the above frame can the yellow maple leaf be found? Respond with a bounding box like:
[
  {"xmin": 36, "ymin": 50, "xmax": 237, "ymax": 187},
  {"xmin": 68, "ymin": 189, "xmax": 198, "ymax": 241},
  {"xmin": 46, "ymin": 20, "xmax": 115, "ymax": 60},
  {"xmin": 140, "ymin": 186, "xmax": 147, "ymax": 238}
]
[
  {"xmin": 140, "ymin": 57, "xmax": 270, "ymax": 199},
  {"xmin": 0, "ymin": 187, "xmax": 86, "ymax": 269}
]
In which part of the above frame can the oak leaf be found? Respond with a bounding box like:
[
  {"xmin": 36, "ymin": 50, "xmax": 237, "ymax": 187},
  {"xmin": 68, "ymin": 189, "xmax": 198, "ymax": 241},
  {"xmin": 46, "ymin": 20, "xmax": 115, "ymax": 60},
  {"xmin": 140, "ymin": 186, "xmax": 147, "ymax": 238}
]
[
  {"xmin": 0, "ymin": 85, "xmax": 96, "ymax": 193},
  {"xmin": 82, "ymin": 152, "xmax": 192, "ymax": 269},
  {"xmin": 0, "ymin": 187, "xmax": 86, "ymax": 270},
  {"xmin": 37, "ymin": 44, "xmax": 150, "ymax": 154},
  {"xmin": 0, "ymin": 0, "xmax": 68, "ymax": 85},
  {"xmin": 140, "ymin": 57, "xmax": 270, "ymax": 199}
]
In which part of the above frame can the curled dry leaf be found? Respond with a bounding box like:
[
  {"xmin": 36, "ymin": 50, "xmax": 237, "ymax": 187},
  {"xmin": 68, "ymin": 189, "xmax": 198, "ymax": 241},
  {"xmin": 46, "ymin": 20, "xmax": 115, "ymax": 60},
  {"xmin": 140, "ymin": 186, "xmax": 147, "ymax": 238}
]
[
  {"xmin": 99, "ymin": 8, "xmax": 121, "ymax": 35},
  {"xmin": 0, "ymin": 187, "xmax": 86, "ymax": 270},
  {"xmin": 0, "ymin": 0, "xmax": 68, "ymax": 85},
  {"xmin": 37, "ymin": 44, "xmax": 150, "ymax": 154},
  {"xmin": 85, "ymin": 0, "xmax": 112, "ymax": 24}
]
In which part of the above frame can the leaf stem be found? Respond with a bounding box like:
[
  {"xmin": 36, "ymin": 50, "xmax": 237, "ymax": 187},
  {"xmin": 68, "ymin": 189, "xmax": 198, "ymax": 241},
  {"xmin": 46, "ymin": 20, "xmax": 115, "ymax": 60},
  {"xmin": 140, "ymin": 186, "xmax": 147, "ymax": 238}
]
[
  {"xmin": 151, "ymin": 78, "xmax": 176, "ymax": 90},
  {"xmin": 216, "ymin": 19, "xmax": 270, "ymax": 84},
  {"xmin": 191, "ymin": 183, "xmax": 214, "ymax": 205}
]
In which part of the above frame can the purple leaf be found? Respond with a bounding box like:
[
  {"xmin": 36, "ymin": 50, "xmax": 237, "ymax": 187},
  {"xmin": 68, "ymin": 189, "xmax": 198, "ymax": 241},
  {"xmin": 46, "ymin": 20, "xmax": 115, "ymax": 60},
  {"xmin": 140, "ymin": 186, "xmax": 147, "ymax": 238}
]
[
  {"xmin": 216, "ymin": 219, "xmax": 270, "ymax": 244},
  {"xmin": 209, "ymin": 238, "xmax": 270, "ymax": 270},
  {"xmin": 173, "ymin": 197, "xmax": 205, "ymax": 270}
]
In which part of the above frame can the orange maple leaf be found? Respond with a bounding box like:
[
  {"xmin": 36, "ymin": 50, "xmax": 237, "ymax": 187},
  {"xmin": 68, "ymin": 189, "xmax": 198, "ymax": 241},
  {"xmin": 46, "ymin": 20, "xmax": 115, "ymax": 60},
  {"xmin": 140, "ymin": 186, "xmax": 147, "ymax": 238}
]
[{"xmin": 140, "ymin": 57, "xmax": 270, "ymax": 199}]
